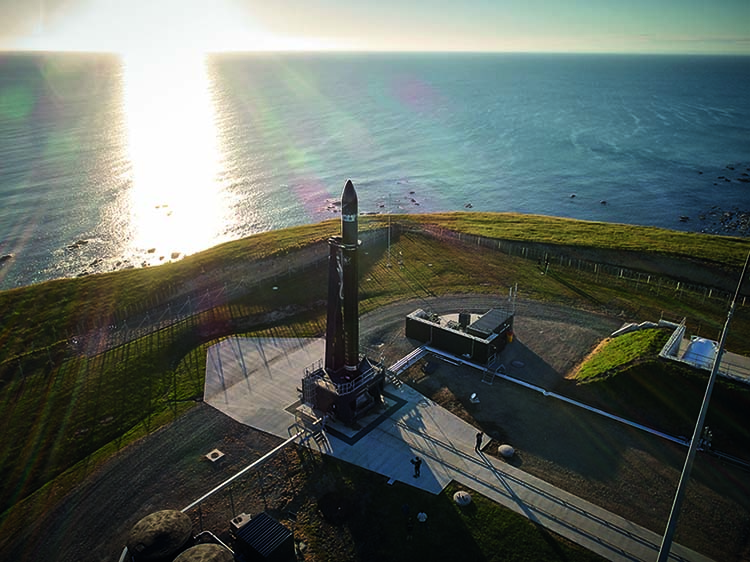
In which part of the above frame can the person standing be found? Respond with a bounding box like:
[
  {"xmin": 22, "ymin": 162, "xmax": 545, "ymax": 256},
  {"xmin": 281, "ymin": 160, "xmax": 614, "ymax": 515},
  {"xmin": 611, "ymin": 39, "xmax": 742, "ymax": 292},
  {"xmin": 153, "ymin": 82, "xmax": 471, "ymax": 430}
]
[
  {"xmin": 475, "ymin": 431, "xmax": 484, "ymax": 452},
  {"xmin": 411, "ymin": 456, "xmax": 422, "ymax": 477}
]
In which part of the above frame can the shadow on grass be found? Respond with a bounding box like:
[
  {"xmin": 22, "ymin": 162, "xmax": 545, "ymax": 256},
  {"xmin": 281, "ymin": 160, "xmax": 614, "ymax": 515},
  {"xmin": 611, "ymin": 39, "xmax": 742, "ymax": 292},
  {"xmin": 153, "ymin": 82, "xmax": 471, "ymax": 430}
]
[
  {"xmin": 444, "ymin": 480, "xmax": 605, "ymax": 562},
  {"xmin": 292, "ymin": 455, "xmax": 487, "ymax": 562}
]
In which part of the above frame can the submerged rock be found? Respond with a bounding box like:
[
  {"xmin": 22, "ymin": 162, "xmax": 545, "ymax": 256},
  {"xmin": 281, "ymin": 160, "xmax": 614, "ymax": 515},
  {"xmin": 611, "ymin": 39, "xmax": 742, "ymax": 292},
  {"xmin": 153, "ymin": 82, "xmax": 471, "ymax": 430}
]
[{"xmin": 66, "ymin": 239, "xmax": 89, "ymax": 250}]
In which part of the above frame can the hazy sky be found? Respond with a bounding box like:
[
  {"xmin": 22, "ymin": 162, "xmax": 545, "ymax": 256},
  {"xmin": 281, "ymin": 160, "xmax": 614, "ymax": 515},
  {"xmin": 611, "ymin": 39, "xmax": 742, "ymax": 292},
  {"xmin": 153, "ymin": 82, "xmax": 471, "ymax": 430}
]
[{"xmin": 1, "ymin": 0, "xmax": 749, "ymax": 55}]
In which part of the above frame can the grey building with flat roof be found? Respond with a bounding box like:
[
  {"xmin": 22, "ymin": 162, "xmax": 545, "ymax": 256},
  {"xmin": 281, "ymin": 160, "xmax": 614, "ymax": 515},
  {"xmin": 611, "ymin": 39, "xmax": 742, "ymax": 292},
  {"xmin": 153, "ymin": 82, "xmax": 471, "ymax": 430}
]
[{"xmin": 405, "ymin": 307, "xmax": 514, "ymax": 366}]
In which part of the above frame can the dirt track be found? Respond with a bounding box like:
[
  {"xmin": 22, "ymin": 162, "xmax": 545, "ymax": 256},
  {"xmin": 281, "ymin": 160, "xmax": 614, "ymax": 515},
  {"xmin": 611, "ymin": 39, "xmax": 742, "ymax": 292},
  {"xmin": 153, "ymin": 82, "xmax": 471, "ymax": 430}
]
[{"xmin": 2, "ymin": 296, "xmax": 748, "ymax": 562}]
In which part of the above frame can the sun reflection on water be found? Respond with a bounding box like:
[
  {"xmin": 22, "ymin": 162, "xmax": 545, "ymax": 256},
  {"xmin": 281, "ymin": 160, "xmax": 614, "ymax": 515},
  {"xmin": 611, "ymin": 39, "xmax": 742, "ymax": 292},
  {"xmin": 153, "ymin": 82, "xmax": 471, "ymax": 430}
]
[{"xmin": 121, "ymin": 53, "xmax": 227, "ymax": 263}]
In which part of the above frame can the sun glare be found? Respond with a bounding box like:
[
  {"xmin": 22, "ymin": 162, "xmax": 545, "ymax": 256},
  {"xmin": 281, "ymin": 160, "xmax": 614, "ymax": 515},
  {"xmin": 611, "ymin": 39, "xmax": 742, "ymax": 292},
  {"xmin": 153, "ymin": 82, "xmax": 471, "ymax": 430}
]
[
  {"xmin": 15, "ymin": 0, "xmax": 329, "ymax": 54},
  {"xmin": 122, "ymin": 51, "xmax": 227, "ymax": 262}
]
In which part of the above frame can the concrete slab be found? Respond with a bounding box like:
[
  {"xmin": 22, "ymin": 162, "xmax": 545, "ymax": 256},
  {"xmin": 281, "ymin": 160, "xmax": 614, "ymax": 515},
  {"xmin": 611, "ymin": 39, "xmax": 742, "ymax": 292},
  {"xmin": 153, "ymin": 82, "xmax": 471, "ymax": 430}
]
[{"xmin": 205, "ymin": 337, "xmax": 323, "ymax": 436}]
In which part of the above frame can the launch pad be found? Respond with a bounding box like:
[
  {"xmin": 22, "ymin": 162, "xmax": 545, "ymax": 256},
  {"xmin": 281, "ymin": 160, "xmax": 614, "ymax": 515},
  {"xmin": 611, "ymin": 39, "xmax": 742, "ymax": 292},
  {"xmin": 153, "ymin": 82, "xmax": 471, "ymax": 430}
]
[{"xmin": 300, "ymin": 356, "xmax": 386, "ymax": 425}]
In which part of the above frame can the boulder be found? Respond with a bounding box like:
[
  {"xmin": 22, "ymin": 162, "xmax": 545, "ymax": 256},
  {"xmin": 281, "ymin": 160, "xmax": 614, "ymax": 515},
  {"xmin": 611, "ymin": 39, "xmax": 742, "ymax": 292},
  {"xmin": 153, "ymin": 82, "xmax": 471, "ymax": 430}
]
[{"xmin": 498, "ymin": 444, "xmax": 515, "ymax": 458}]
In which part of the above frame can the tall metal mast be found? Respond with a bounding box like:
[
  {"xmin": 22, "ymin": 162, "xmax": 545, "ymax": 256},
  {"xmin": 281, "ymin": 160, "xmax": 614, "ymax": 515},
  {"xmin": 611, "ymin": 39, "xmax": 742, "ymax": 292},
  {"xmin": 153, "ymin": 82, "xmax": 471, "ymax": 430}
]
[{"xmin": 657, "ymin": 251, "xmax": 750, "ymax": 561}]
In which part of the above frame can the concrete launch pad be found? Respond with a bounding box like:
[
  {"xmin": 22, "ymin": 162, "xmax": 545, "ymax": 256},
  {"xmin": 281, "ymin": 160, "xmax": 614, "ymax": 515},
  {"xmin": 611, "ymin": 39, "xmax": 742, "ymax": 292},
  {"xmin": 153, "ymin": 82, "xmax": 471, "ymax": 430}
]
[{"xmin": 205, "ymin": 335, "xmax": 478, "ymax": 494}]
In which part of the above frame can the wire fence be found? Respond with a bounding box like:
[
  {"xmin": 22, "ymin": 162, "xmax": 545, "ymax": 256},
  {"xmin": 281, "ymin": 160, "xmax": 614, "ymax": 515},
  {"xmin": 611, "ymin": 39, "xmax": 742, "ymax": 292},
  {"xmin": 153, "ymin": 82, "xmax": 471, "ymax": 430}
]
[
  {"xmin": 66, "ymin": 221, "xmax": 745, "ymax": 359},
  {"xmin": 411, "ymin": 224, "xmax": 747, "ymax": 310},
  {"xmin": 71, "ymin": 228, "xmax": 390, "ymax": 357}
]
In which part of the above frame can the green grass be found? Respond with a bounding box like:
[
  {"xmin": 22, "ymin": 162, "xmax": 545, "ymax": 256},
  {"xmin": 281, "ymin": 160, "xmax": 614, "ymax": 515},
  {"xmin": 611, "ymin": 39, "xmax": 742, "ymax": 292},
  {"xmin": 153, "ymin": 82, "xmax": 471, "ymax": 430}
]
[
  {"xmin": 573, "ymin": 328, "xmax": 671, "ymax": 381},
  {"xmin": 0, "ymin": 218, "xmax": 387, "ymax": 365},
  {"xmin": 400, "ymin": 212, "xmax": 750, "ymax": 267},
  {"xmin": 0, "ymin": 213, "xmax": 748, "ymax": 557}
]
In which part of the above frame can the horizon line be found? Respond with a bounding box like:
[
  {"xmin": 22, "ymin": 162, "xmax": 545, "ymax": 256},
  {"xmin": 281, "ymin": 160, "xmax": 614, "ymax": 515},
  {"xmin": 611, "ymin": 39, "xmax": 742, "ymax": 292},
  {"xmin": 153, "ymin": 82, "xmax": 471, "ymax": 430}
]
[{"xmin": 2, "ymin": 47, "xmax": 750, "ymax": 58}]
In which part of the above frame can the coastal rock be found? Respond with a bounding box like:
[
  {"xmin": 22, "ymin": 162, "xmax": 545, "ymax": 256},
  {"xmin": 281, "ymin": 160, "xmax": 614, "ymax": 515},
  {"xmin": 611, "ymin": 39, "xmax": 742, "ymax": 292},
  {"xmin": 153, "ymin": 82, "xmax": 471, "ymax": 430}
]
[
  {"xmin": 696, "ymin": 206, "xmax": 750, "ymax": 236},
  {"xmin": 713, "ymin": 163, "xmax": 750, "ymax": 185},
  {"xmin": 0, "ymin": 253, "xmax": 13, "ymax": 265},
  {"xmin": 66, "ymin": 239, "xmax": 89, "ymax": 250}
]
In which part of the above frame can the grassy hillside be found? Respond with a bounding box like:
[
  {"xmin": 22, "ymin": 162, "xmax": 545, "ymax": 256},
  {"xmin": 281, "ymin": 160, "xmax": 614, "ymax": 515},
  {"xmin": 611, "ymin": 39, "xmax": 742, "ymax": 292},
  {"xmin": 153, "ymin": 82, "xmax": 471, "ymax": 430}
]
[
  {"xmin": 568, "ymin": 326, "xmax": 750, "ymax": 459},
  {"xmin": 572, "ymin": 328, "xmax": 671, "ymax": 381},
  {"xmin": 402, "ymin": 212, "xmax": 750, "ymax": 267}
]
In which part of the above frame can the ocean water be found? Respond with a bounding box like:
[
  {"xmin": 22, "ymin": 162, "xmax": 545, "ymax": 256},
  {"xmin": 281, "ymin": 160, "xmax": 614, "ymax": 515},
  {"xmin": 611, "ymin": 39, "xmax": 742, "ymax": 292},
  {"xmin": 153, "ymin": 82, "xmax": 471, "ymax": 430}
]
[{"xmin": 0, "ymin": 52, "xmax": 749, "ymax": 289}]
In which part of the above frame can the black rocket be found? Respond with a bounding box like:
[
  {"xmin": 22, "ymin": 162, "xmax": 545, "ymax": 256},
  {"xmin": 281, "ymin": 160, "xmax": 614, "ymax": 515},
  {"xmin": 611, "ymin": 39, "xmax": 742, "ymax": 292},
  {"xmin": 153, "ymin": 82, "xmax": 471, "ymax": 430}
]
[
  {"xmin": 307, "ymin": 179, "xmax": 384, "ymax": 424},
  {"xmin": 325, "ymin": 179, "xmax": 359, "ymax": 377}
]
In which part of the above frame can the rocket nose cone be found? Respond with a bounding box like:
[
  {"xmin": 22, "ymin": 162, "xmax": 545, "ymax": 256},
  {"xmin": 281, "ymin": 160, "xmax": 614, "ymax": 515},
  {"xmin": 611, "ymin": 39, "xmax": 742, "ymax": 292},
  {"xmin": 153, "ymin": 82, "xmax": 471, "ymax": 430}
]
[{"xmin": 342, "ymin": 179, "xmax": 357, "ymax": 204}]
